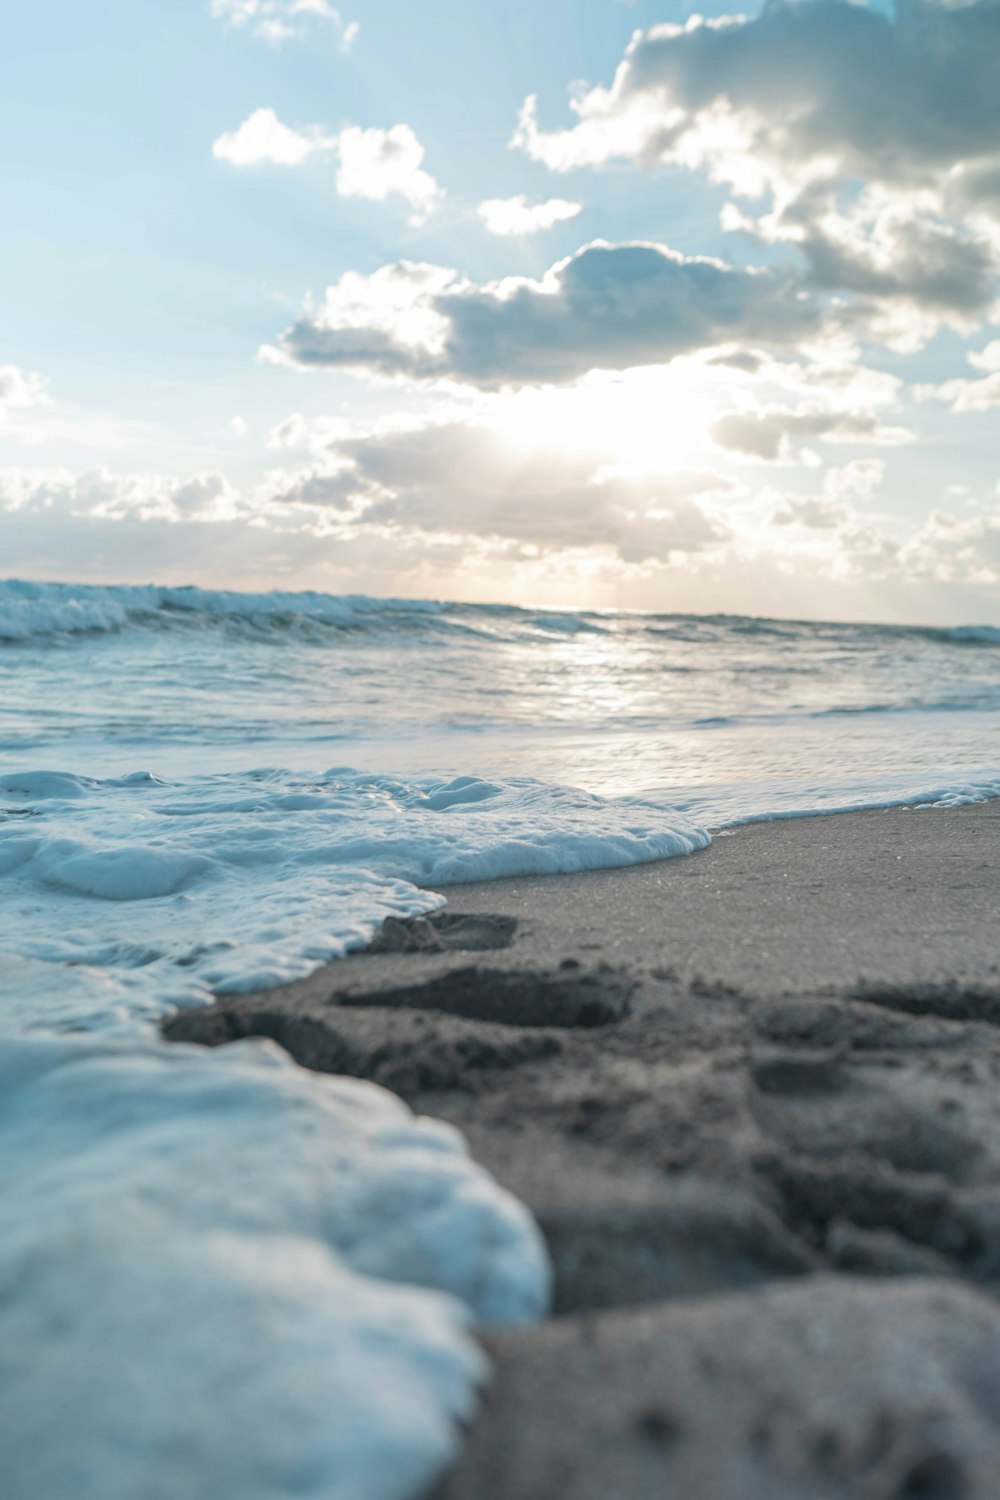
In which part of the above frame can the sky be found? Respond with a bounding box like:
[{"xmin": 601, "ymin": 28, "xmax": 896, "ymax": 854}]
[{"xmin": 2, "ymin": 0, "xmax": 999, "ymax": 621}]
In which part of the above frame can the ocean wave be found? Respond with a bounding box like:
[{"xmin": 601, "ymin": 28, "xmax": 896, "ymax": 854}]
[
  {"xmin": 526, "ymin": 612, "xmax": 609, "ymax": 636},
  {"xmin": 4, "ymin": 579, "xmax": 999, "ymax": 658},
  {"xmin": 918, "ymin": 624, "xmax": 1000, "ymax": 648},
  {"xmin": 0, "ymin": 579, "xmax": 457, "ymax": 645}
]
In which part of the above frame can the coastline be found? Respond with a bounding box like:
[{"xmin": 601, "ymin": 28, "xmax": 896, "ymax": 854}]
[{"xmin": 166, "ymin": 801, "xmax": 1000, "ymax": 1497}]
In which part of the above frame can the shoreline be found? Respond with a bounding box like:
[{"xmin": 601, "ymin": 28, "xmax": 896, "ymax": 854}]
[{"xmin": 166, "ymin": 801, "xmax": 1000, "ymax": 1497}]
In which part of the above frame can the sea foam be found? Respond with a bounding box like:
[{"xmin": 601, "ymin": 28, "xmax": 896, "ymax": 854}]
[
  {"xmin": 0, "ymin": 764, "xmax": 709, "ymax": 1499},
  {"xmin": 0, "ymin": 768, "xmax": 709, "ymax": 1032},
  {"xmin": 0, "ymin": 1033, "xmax": 549, "ymax": 1500}
]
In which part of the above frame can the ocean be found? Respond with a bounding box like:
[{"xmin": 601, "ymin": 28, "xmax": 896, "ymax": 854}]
[{"xmin": 3, "ymin": 576, "xmax": 1000, "ymax": 1500}]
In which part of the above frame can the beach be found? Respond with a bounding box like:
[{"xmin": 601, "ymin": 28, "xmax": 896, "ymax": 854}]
[
  {"xmin": 11, "ymin": 0, "xmax": 1000, "ymax": 1488},
  {"xmin": 5, "ymin": 588, "xmax": 1000, "ymax": 1500},
  {"xmin": 167, "ymin": 800, "xmax": 1000, "ymax": 1498}
]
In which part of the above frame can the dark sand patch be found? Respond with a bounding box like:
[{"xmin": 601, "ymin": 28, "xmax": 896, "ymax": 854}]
[
  {"xmin": 338, "ymin": 963, "xmax": 634, "ymax": 1028},
  {"xmin": 365, "ymin": 912, "xmax": 518, "ymax": 955},
  {"xmin": 164, "ymin": 1003, "xmax": 561, "ymax": 1102},
  {"xmin": 849, "ymin": 983, "xmax": 1000, "ymax": 1027}
]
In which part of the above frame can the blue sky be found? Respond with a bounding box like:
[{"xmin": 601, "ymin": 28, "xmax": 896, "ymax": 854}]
[{"xmin": 2, "ymin": 0, "xmax": 999, "ymax": 620}]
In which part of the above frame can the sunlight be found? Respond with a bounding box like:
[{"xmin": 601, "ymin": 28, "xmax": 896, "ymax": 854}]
[{"xmin": 486, "ymin": 361, "xmax": 721, "ymax": 472}]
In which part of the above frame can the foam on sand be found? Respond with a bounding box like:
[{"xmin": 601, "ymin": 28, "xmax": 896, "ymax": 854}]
[
  {"xmin": 0, "ymin": 1032, "xmax": 549, "ymax": 1500},
  {"xmin": 0, "ymin": 766, "xmax": 709, "ymax": 1499},
  {"xmin": 0, "ymin": 768, "xmax": 709, "ymax": 1032}
]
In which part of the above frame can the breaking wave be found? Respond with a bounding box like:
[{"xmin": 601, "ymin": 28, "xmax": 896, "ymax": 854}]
[{"xmin": 4, "ymin": 578, "xmax": 997, "ymax": 652}]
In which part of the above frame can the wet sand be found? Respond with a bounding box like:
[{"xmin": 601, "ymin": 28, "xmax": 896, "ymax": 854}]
[{"xmin": 165, "ymin": 802, "xmax": 1000, "ymax": 1498}]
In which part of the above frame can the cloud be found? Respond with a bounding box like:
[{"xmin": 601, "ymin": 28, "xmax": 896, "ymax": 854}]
[
  {"xmin": 514, "ymin": 2, "xmax": 1000, "ymax": 333},
  {"xmin": 272, "ymin": 240, "xmax": 820, "ymax": 387},
  {"xmin": 916, "ymin": 341, "xmax": 1000, "ymax": 411},
  {"xmin": 317, "ymin": 417, "xmax": 734, "ymax": 562},
  {"xmin": 210, "ymin": 0, "xmax": 358, "ymax": 51},
  {"xmin": 0, "ymin": 365, "xmax": 48, "ymax": 422},
  {"xmin": 515, "ymin": 4, "xmax": 1000, "ymax": 186},
  {"xmin": 0, "ymin": 466, "xmax": 355, "ymax": 588},
  {"xmin": 212, "ymin": 113, "xmax": 443, "ymax": 223},
  {"xmin": 335, "ymin": 125, "xmax": 444, "ymax": 225},
  {"xmin": 266, "ymin": 261, "xmax": 461, "ymax": 376},
  {"xmin": 477, "ymin": 196, "xmax": 583, "ymax": 236},
  {"xmin": 5, "ymin": 452, "xmax": 998, "ymax": 606},
  {"xmin": 772, "ymin": 496, "xmax": 846, "ymax": 530},
  {"xmin": 898, "ymin": 507, "xmax": 1000, "ymax": 583},
  {"xmin": 212, "ymin": 108, "xmax": 326, "ymax": 167},
  {"xmin": 0, "ymin": 412, "xmax": 735, "ymax": 568},
  {"xmin": 823, "ymin": 459, "xmax": 886, "ymax": 502},
  {"xmin": 0, "ymin": 417, "xmax": 732, "ymax": 583},
  {"xmin": 268, "ymin": 468, "xmax": 361, "ymax": 509},
  {"xmin": 711, "ymin": 408, "xmax": 911, "ymax": 463},
  {"xmin": 0, "ymin": 466, "xmax": 243, "ymax": 525}
]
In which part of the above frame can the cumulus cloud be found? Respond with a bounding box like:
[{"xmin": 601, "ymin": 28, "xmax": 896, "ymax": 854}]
[
  {"xmin": 0, "ymin": 465, "xmax": 360, "ymax": 588},
  {"xmin": 898, "ymin": 507, "xmax": 1000, "ymax": 583},
  {"xmin": 0, "ymin": 466, "xmax": 243, "ymax": 525},
  {"xmin": 514, "ymin": 1, "xmax": 1000, "ymax": 335},
  {"xmin": 272, "ymin": 240, "xmax": 820, "ymax": 387},
  {"xmin": 213, "ymin": 112, "xmax": 443, "ymax": 223},
  {"xmin": 772, "ymin": 496, "xmax": 847, "ymax": 530},
  {"xmin": 310, "ymin": 417, "xmax": 734, "ymax": 562},
  {"xmin": 916, "ymin": 340, "xmax": 1000, "ymax": 410},
  {"xmin": 266, "ymin": 261, "xmax": 460, "ymax": 376},
  {"xmin": 0, "ymin": 365, "xmax": 48, "ymax": 422},
  {"xmin": 335, "ymin": 125, "xmax": 444, "ymax": 224},
  {"xmin": 823, "ymin": 459, "xmax": 886, "ymax": 502},
  {"xmin": 4, "ymin": 452, "xmax": 997, "ymax": 604},
  {"xmin": 0, "ymin": 415, "xmax": 733, "ymax": 579},
  {"xmin": 210, "ymin": 0, "xmax": 358, "ymax": 51},
  {"xmin": 711, "ymin": 408, "xmax": 910, "ymax": 463},
  {"xmin": 213, "ymin": 108, "xmax": 327, "ymax": 167},
  {"xmin": 477, "ymin": 196, "xmax": 583, "ymax": 236}
]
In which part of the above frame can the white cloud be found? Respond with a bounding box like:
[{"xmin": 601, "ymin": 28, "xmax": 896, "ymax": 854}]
[
  {"xmin": 0, "ymin": 466, "xmax": 243, "ymax": 525},
  {"xmin": 4, "ymin": 451, "xmax": 998, "ymax": 608},
  {"xmin": 311, "ymin": 416, "xmax": 734, "ymax": 562},
  {"xmin": 267, "ymin": 413, "xmax": 311, "ymax": 451},
  {"xmin": 916, "ymin": 340, "xmax": 1000, "ymax": 411},
  {"xmin": 212, "ymin": 113, "xmax": 444, "ymax": 223},
  {"xmin": 273, "ymin": 240, "xmax": 821, "ymax": 387},
  {"xmin": 0, "ymin": 435, "xmax": 731, "ymax": 576},
  {"xmin": 823, "ymin": 459, "xmax": 886, "ymax": 502},
  {"xmin": 212, "ymin": 108, "xmax": 327, "ymax": 167},
  {"xmin": 711, "ymin": 407, "xmax": 910, "ymax": 464},
  {"xmin": 970, "ymin": 341, "xmax": 1000, "ymax": 373},
  {"xmin": 898, "ymin": 508, "xmax": 1000, "ymax": 584},
  {"xmin": 477, "ymin": 196, "xmax": 583, "ymax": 237},
  {"xmin": 0, "ymin": 365, "xmax": 48, "ymax": 423},
  {"xmin": 335, "ymin": 125, "xmax": 444, "ymax": 225},
  {"xmin": 265, "ymin": 261, "xmax": 461, "ymax": 375},
  {"xmin": 772, "ymin": 496, "xmax": 847, "ymax": 531},
  {"xmin": 0, "ymin": 466, "xmax": 355, "ymax": 589},
  {"xmin": 210, "ymin": 0, "xmax": 358, "ymax": 51},
  {"xmin": 513, "ymin": 3, "xmax": 1000, "ymax": 338}
]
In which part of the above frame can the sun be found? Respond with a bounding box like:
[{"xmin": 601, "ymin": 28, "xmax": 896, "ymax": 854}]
[{"xmin": 485, "ymin": 361, "xmax": 721, "ymax": 472}]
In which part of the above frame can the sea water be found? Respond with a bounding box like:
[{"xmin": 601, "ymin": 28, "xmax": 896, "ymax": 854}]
[{"xmin": 3, "ymin": 578, "xmax": 999, "ymax": 1499}]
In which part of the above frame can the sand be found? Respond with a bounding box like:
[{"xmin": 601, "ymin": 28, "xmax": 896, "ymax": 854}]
[{"xmin": 165, "ymin": 802, "xmax": 1000, "ymax": 1498}]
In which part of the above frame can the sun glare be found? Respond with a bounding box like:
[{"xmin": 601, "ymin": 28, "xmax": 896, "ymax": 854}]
[{"xmin": 488, "ymin": 363, "xmax": 720, "ymax": 471}]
